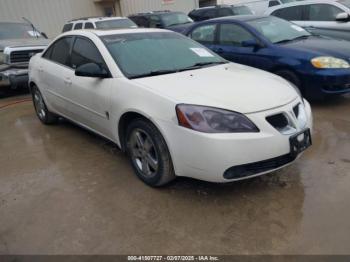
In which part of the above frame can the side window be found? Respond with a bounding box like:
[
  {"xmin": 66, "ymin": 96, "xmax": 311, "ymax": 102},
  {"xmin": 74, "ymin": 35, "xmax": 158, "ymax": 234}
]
[
  {"xmin": 62, "ymin": 23, "xmax": 73, "ymax": 32},
  {"xmin": 71, "ymin": 37, "xmax": 104, "ymax": 69},
  {"xmin": 272, "ymin": 6, "xmax": 304, "ymax": 20},
  {"xmin": 307, "ymin": 4, "xmax": 343, "ymax": 21},
  {"xmin": 48, "ymin": 37, "xmax": 73, "ymax": 67},
  {"xmin": 84, "ymin": 22, "xmax": 94, "ymax": 29},
  {"xmin": 219, "ymin": 24, "xmax": 255, "ymax": 46},
  {"xmin": 190, "ymin": 24, "xmax": 217, "ymax": 44},
  {"xmin": 203, "ymin": 9, "xmax": 217, "ymax": 19},
  {"xmin": 131, "ymin": 16, "xmax": 149, "ymax": 27},
  {"xmin": 269, "ymin": 1, "xmax": 281, "ymax": 7},
  {"xmin": 149, "ymin": 15, "xmax": 162, "ymax": 28},
  {"xmin": 217, "ymin": 8, "xmax": 234, "ymax": 17},
  {"xmin": 74, "ymin": 23, "xmax": 83, "ymax": 30}
]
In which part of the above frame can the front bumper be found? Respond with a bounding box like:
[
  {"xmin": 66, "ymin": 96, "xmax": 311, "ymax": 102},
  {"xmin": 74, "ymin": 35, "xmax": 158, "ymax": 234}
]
[
  {"xmin": 0, "ymin": 67, "xmax": 29, "ymax": 88},
  {"xmin": 158, "ymin": 99, "xmax": 313, "ymax": 183},
  {"xmin": 302, "ymin": 68, "xmax": 350, "ymax": 99}
]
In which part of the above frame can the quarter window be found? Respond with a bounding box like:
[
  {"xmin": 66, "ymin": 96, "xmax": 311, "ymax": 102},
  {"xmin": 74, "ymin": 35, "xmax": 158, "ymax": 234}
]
[
  {"xmin": 219, "ymin": 24, "xmax": 255, "ymax": 46},
  {"xmin": 74, "ymin": 23, "xmax": 83, "ymax": 30},
  {"xmin": 190, "ymin": 24, "xmax": 217, "ymax": 44},
  {"xmin": 62, "ymin": 23, "xmax": 73, "ymax": 32},
  {"xmin": 71, "ymin": 37, "xmax": 104, "ymax": 69},
  {"xmin": 45, "ymin": 37, "xmax": 73, "ymax": 67},
  {"xmin": 269, "ymin": 1, "xmax": 281, "ymax": 7},
  {"xmin": 307, "ymin": 4, "xmax": 343, "ymax": 21}
]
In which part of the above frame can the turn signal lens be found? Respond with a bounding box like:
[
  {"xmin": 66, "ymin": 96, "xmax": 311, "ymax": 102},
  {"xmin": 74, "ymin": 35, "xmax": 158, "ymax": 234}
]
[{"xmin": 176, "ymin": 104, "xmax": 259, "ymax": 133}]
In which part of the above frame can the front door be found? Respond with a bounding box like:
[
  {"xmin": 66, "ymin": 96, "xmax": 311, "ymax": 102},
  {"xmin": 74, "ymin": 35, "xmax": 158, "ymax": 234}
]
[{"xmin": 67, "ymin": 37, "xmax": 112, "ymax": 137}]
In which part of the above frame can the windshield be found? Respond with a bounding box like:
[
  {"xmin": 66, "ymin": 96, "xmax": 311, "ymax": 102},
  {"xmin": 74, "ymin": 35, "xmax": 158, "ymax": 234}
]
[
  {"xmin": 95, "ymin": 19, "xmax": 138, "ymax": 29},
  {"xmin": 338, "ymin": 0, "xmax": 350, "ymax": 8},
  {"xmin": 247, "ymin": 16, "xmax": 311, "ymax": 44},
  {"xmin": 0, "ymin": 23, "xmax": 43, "ymax": 40},
  {"xmin": 102, "ymin": 32, "xmax": 225, "ymax": 79},
  {"xmin": 232, "ymin": 6, "xmax": 253, "ymax": 15},
  {"xmin": 161, "ymin": 13, "xmax": 193, "ymax": 27},
  {"xmin": 280, "ymin": 0, "xmax": 298, "ymax": 3}
]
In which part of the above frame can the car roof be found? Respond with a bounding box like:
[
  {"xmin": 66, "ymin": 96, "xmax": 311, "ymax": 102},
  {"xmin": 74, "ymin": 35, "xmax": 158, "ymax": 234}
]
[
  {"xmin": 129, "ymin": 11, "xmax": 183, "ymax": 16},
  {"xmin": 68, "ymin": 16, "xmax": 129, "ymax": 23},
  {"xmin": 266, "ymin": 0, "xmax": 343, "ymax": 13},
  {"xmin": 210, "ymin": 15, "xmax": 267, "ymax": 22},
  {"xmin": 62, "ymin": 28, "xmax": 169, "ymax": 37}
]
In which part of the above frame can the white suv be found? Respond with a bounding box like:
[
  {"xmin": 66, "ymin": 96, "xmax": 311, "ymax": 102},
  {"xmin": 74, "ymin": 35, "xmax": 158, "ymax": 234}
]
[{"xmin": 62, "ymin": 17, "xmax": 137, "ymax": 32}]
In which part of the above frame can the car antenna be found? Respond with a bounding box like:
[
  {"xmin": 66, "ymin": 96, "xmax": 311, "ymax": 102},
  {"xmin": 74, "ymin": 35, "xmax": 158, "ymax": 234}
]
[{"xmin": 22, "ymin": 17, "xmax": 39, "ymax": 39}]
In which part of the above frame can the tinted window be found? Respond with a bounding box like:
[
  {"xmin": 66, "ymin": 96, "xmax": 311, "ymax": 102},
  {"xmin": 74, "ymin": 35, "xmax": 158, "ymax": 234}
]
[
  {"xmin": 269, "ymin": 1, "xmax": 280, "ymax": 7},
  {"xmin": 307, "ymin": 4, "xmax": 343, "ymax": 21},
  {"xmin": 71, "ymin": 37, "xmax": 104, "ymax": 69},
  {"xmin": 102, "ymin": 32, "xmax": 224, "ymax": 79},
  {"xmin": 74, "ymin": 23, "xmax": 83, "ymax": 30},
  {"xmin": 47, "ymin": 37, "xmax": 73, "ymax": 67},
  {"xmin": 84, "ymin": 22, "xmax": 94, "ymax": 29},
  {"xmin": 149, "ymin": 16, "xmax": 162, "ymax": 28},
  {"xmin": 217, "ymin": 8, "xmax": 233, "ymax": 17},
  {"xmin": 129, "ymin": 16, "xmax": 149, "ymax": 27},
  {"xmin": 272, "ymin": 6, "xmax": 304, "ymax": 20},
  {"xmin": 203, "ymin": 9, "xmax": 217, "ymax": 19},
  {"xmin": 62, "ymin": 23, "xmax": 73, "ymax": 32},
  {"xmin": 190, "ymin": 24, "xmax": 217, "ymax": 44},
  {"xmin": 219, "ymin": 24, "xmax": 255, "ymax": 46}
]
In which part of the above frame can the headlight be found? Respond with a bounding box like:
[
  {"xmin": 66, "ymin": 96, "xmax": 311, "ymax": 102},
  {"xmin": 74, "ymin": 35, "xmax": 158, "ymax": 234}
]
[
  {"xmin": 176, "ymin": 104, "xmax": 259, "ymax": 133},
  {"xmin": 311, "ymin": 56, "xmax": 350, "ymax": 69}
]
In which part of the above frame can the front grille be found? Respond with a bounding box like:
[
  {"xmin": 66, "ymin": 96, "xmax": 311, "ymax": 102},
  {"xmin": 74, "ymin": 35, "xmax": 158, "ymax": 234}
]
[
  {"xmin": 223, "ymin": 153, "xmax": 295, "ymax": 179},
  {"xmin": 9, "ymin": 49, "xmax": 43, "ymax": 64},
  {"xmin": 266, "ymin": 113, "xmax": 289, "ymax": 130}
]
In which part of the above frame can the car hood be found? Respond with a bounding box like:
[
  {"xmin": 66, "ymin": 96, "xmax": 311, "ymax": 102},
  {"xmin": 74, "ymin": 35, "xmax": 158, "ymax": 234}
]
[
  {"xmin": 166, "ymin": 23, "xmax": 194, "ymax": 33},
  {"xmin": 0, "ymin": 38, "xmax": 50, "ymax": 50},
  {"xmin": 279, "ymin": 36, "xmax": 350, "ymax": 59},
  {"xmin": 133, "ymin": 63, "xmax": 298, "ymax": 114}
]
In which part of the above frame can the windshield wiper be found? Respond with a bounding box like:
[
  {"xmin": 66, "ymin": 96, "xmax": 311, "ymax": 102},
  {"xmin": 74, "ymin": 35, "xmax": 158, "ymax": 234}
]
[
  {"xmin": 275, "ymin": 35, "xmax": 311, "ymax": 44},
  {"xmin": 129, "ymin": 69, "xmax": 178, "ymax": 79},
  {"xmin": 178, "ymin": 61, "xmax": 228, "ymax": 72}
]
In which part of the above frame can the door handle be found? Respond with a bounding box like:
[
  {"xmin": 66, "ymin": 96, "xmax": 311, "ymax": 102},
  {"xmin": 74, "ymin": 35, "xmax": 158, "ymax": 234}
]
[
  {"xmin": 64, "ymin": 78, "xmax": 72, "ymax": 85},
  {"xmin": 38, "ymin": 67, "xmax": 44, "ymax": 73}
]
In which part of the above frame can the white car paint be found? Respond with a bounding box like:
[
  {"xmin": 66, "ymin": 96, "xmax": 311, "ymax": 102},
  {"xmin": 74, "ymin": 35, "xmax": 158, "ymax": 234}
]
[{"xmin": 29, "ymin": 28, "xmax": 313, "ymax": 183}]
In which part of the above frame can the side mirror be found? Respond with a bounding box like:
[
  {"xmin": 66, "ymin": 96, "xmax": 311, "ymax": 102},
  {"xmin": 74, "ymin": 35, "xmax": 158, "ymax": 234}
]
[
  {"xmin": 335, "ymin": 12, "xmax": 349, "ymax": 22},
  {"xmin": 75, "ymin": 63, "xmax": 109, "ymax": 78},
  {"xmin": 242, "ymin": 39, "xmax": 260, "ymax": 48}
]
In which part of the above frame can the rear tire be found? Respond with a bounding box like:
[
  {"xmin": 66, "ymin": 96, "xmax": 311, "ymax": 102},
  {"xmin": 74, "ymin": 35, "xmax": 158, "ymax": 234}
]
[
  {"xmin": 31, "ymin": 85, "xmax": 58, "ymax": 125},
  {"xmin": 125, "ymin": 118, "xmax": 175, "ymax": 187}
]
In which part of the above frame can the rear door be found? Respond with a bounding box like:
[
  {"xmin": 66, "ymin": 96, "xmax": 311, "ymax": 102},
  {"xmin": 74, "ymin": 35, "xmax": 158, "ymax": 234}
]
[
  {"xmin": 271, "ymin": 5, "xmax": 306, "ymax": 25},
  {"xmin": 302, "ymin": 3, "xmax": 350, "ymax": 40},
  {"xmin": 39, "ymin": 36, "xmax": 74, "ymax": 116}
]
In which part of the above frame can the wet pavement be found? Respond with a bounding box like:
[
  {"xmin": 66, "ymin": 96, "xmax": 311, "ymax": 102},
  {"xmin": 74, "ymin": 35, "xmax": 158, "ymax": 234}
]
[{"xmin": 0, "ymin": 94, "xmax": 349, "ymax": 255}]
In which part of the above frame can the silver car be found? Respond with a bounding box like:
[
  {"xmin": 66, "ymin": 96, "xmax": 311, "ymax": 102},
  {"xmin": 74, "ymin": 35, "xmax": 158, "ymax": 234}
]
[{"xmin": 265, "ymin": 0, "xmax": 350, "ymax": 41}]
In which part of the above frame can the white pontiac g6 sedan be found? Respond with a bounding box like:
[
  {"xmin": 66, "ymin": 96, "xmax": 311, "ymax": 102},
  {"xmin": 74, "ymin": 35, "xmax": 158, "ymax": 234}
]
[{"xmin": 28, "ymin": 28, "xmax": 313, "ymax": 187}]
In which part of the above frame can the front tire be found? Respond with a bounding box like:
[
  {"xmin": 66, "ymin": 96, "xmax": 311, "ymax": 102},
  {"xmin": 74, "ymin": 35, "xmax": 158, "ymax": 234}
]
[
  {"xmin": 32, "ymin": 85, "xmax": 58, "ymax": 125},
  {"xmin": 126, "ymin": 118, "xmax": 175, "ymax": 187}
]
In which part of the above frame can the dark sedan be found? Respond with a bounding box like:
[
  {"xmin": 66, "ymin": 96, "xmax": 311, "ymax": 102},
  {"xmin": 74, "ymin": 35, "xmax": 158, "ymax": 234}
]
[{"xmin": 183, "ymin": 15, "xmax": 350, "ymax": 100}]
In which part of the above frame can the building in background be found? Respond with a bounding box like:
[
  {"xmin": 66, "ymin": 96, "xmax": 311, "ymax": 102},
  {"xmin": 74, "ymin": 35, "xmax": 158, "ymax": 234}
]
[{"xmin": 0, "ymin": 0, "xmax": 198, "ymax": 37}]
